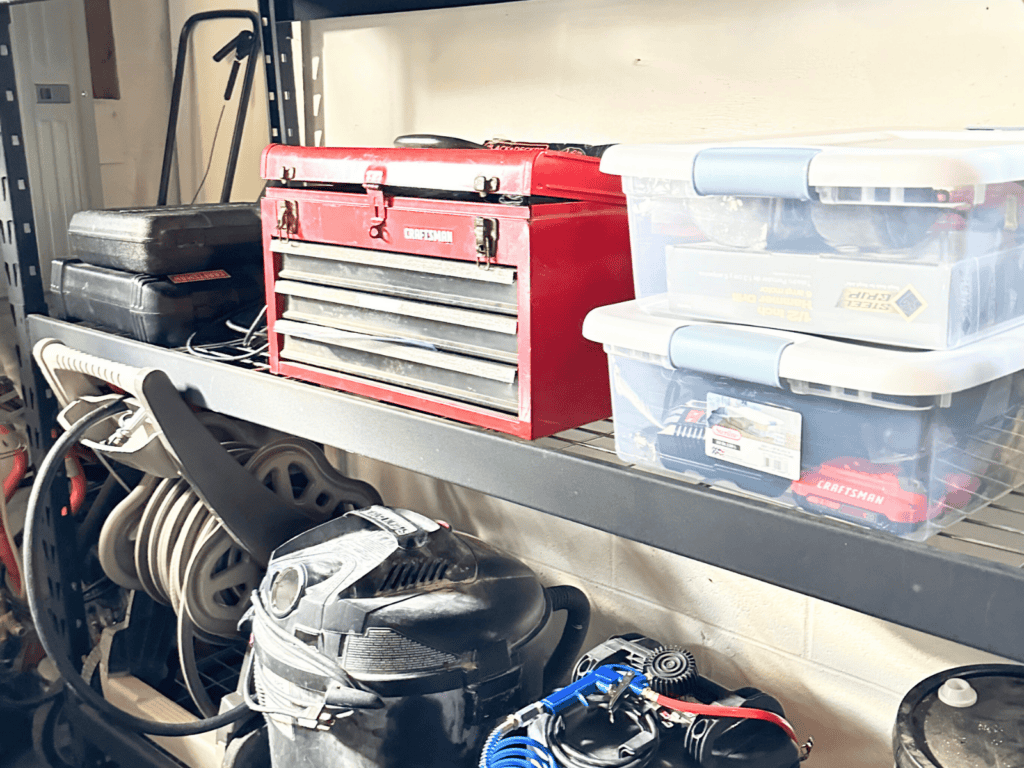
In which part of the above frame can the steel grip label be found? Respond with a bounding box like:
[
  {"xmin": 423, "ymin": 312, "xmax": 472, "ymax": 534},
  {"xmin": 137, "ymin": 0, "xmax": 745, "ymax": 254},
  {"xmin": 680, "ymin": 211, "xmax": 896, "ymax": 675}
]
[{"xmin": 836, "ymin": 284, "xmax": 928, "ymax": 321}]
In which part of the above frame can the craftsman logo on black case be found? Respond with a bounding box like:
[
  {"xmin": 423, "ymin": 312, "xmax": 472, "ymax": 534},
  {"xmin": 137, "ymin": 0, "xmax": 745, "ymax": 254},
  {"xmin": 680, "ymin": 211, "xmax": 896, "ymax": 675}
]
[{"xmin": 168, "ymin": 269, "xmax": 231, "ymax": 284}]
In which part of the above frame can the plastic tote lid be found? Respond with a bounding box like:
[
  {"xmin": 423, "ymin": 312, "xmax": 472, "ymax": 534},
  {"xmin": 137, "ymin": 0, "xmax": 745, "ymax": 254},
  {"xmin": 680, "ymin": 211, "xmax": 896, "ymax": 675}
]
[
  {"xmin": 600, "ymin": 130, "xmax": 1024, "ymax": 194},
  {"xmin": 581, "ymin": 296, "xmax": 1024, "ymax": 395},
  {"xmin": 894, "ymin": 664, "xmax": 1024, "ymax": 767}
]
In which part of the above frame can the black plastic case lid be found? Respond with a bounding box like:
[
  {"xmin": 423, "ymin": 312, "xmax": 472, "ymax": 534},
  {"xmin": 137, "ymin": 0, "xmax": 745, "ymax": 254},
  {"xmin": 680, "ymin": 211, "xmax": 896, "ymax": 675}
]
[{"xmin": 894, "ymin": 663, "xmax": 1024, "ymax": 767}]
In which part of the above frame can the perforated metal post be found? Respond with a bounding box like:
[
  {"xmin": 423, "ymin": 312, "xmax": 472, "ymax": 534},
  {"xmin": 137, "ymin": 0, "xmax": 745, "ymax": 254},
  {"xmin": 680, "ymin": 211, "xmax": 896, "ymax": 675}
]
[
  {"xmin": 260, "ymin": 0, "xmax": 300, "ymax": 146},
  {"xmin": 0, "ymin": 0, "xmax": 91, "ymax": 674}
]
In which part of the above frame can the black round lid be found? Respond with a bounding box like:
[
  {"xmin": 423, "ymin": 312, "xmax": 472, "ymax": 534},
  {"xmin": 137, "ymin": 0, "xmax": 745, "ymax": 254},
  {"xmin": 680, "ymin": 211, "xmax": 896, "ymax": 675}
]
[{"xmin": 894, "ymin": 664, "xmax": 1024, "ymax": 767}]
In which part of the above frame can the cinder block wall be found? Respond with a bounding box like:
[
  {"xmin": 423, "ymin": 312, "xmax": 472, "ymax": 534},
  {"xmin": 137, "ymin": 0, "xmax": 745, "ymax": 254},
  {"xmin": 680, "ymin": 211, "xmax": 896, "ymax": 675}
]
[{"xmin": 346, "ymin": 457, "xmax": 1006, "ymax": 766}]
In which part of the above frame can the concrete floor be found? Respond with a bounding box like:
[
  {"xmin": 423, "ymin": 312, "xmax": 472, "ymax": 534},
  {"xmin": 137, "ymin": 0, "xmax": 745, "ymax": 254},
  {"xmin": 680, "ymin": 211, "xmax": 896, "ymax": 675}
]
[{"xmin": 1, "ymin": 748, "xmax": 47, "ymax": 768}]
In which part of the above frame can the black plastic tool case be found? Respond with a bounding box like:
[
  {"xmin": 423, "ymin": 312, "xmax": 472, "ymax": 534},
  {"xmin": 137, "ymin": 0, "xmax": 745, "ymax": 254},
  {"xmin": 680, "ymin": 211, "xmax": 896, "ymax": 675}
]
[
  {"xmin": 67, "ymin": 203, "xmax": 261, "ymax": 274},
  {"xmin": 50, "ymin": 259, "xmax": 264, "ymax": 347}
]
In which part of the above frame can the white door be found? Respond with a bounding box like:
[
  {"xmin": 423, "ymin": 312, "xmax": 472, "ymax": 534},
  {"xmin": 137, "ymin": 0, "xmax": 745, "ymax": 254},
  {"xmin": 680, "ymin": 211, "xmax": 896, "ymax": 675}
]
[{"xmin": 10, "ymin": 0, "xmax": 102, "ymax": 289}]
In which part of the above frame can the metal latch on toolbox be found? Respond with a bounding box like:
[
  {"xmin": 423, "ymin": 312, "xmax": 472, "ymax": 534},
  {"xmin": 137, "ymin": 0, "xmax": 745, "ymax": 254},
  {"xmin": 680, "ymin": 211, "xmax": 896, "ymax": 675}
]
[
  {"xmin": 475, "ymin": 217, "xmax": 498, "ymax": 268},
  {"xmin": 474, "ymin": 175, "xmax": 500, "ymax": 196},
  {"xmin": 277, "ymin": 200, "xmax": 298, "ymax": 239},
  {"xmin": 364, "ymin": 166, "xmax": 390, "ymax": 238}
]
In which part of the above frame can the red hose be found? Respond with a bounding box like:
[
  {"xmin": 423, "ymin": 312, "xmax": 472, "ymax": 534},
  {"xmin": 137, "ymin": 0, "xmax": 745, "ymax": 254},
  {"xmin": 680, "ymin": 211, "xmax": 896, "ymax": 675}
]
[
  {"xmin": 65, "ymin": 455, "xmax": 86, "ymax": 516},
  {"xmin": 651, "ymin": 692, "xmax": 799, "ymax": 744},
  {"xmin": 0, "ymin": 526, "xmax": 20, "ymax": 595},
  {"xmin": 0, "ymin": 424, "xmax": 27, "ymax": 594},
  {"xmin": 1, "ymin": 424, "xmax": 27, "ymax": 503}
]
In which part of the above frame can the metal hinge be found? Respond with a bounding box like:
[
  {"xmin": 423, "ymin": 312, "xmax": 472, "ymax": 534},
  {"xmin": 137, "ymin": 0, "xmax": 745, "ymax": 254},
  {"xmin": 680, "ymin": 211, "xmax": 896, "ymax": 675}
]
[
  {"xmin": 364, "ymin": 166, "xmax": 389, "ymax": 238},
  {"xmin": 276, "ymin": 200, "xmax": 298, "ymax": 239},
  {"xmin": 475, "ymin": 217, "xmax": 498, "ymax": 269},
  {"xmin": 474, "ymin": 175, "xmax": 500, "ymax": 197}
]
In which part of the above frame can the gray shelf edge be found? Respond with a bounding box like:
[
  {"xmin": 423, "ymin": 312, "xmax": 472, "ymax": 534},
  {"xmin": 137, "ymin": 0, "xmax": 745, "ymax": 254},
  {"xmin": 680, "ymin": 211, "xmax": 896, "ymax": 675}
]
[
  {"xmin": 28, "ymin": 314, "xmax": 1024, "ymax": 662},
  {"xmin": 285, "ymin": 0, "xmax": 526, "ymax": 21}
]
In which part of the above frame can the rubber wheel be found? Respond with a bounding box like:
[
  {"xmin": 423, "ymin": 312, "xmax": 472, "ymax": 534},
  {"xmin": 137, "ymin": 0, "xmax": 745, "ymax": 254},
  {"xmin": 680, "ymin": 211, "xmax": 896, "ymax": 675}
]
[{"xmin": 32, "ymin": 696, "xmax": 80, "ymax": 768}]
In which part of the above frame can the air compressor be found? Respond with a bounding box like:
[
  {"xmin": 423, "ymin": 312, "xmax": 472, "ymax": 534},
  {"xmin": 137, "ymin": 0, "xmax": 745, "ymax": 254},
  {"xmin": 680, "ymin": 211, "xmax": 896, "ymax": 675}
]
[
  {"xmin": 482, "ymin": 634, "xmax": 812, "ymax": 768},
  {"xmin": 246, "ymin": 505, "xmax": 591, "ymax": 768}
]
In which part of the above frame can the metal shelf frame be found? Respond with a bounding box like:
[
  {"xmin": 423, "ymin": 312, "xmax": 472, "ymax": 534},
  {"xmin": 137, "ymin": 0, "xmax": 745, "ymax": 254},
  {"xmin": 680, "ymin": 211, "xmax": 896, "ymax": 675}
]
[
  {"xmin": 7, "ymin": 0, "xmax": 1024, "ymax": 763},
  {"xmin": 26, "ymin": 315, "xmax": 1024, "ymax": 664}
]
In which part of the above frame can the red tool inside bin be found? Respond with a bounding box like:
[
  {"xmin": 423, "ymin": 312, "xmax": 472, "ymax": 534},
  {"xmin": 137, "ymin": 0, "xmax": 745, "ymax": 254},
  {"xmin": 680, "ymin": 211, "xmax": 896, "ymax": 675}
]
[{"xmin": 261, "ymin": 144, "xmax": 633, "ymax": 439}]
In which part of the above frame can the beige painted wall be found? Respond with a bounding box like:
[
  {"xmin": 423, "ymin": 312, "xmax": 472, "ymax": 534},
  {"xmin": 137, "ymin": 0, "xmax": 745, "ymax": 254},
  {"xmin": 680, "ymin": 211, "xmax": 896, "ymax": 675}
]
[
  {"xmin": 95, "ymin": 0, "xmax": 175, "ymax": 207},
  {"xmin": 167, "ymin": 0, "xmax": 269, "ymax": 204},
  {"xmin": 309, "ymin": 0, "xmax": 1024, "ymax": 147}
]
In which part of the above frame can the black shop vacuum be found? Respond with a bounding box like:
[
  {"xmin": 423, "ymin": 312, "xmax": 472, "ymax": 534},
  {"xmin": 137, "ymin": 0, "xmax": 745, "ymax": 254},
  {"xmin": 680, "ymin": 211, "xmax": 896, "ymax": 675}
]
[{"xmin": 245, "ymin": 505, "xmax": 591, "ymax": 768}]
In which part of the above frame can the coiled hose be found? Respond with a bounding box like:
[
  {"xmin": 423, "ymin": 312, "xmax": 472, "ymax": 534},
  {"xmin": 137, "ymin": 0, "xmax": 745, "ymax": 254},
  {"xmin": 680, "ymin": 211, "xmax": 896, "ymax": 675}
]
[
  {"xmin": 25, "ymin": 398, "xmax": 252, "ymax": 736},
  {"xmin": 480, "ymin": 720, "xmax": 555, "ymax": 768}
]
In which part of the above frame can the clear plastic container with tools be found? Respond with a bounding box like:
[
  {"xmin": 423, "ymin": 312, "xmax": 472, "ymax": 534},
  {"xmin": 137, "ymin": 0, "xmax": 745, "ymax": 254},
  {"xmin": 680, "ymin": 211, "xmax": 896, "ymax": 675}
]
[
  {"xmin": 600, "ymin": 130, "xmax": 1024, "ymax": 349},
  {"xmin": 583, "ymin": 295, "xmax": 1024, "ymax": 540}
]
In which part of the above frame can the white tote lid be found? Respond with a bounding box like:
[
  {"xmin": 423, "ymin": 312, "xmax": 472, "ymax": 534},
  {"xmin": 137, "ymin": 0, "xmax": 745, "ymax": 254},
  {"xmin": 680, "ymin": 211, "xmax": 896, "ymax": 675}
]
[
  {"xmin": 601, "ymin": 130, "xmax": 1024, "ymax": 194},
  {"xmin": 583, "ymin": 296, "xmax": 1024, "ymax": 395}
]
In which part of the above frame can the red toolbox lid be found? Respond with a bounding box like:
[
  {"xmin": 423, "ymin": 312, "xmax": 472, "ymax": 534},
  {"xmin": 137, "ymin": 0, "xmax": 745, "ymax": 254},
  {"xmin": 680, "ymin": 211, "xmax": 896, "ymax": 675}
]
[{"xmin": 261, "ymin": 144, "xmax": 625, "ymax": 206}]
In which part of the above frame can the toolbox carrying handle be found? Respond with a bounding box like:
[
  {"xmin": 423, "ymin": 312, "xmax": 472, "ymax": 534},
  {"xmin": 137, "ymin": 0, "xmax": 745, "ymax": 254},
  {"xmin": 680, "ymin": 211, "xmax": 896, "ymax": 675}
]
[
  {"xmin": 157, "ymin": 10, "xmax": 261, "ymax": 206},
  {"xmin": 393, "ymin": 134, "xmax": 487, "ymax": 150}
]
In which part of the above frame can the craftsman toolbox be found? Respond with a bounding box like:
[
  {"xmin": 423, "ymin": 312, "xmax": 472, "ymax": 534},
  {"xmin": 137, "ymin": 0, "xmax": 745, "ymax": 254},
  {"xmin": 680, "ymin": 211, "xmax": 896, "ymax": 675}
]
[{"xmin": 261, "ymin": 144, "xmax": 633, "ymax": 439}]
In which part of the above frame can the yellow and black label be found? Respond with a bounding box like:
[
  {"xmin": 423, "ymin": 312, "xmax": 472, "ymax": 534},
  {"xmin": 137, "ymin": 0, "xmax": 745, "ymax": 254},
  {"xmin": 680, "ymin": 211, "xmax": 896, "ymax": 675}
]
[{"xmin": 836, "ymin": 285, "xmax": 927, "ymax": 321}]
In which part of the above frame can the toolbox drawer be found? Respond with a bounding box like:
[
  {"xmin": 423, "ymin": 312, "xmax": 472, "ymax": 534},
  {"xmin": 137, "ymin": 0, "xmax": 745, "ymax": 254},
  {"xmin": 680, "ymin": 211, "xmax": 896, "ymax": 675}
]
[
  {"xmin": 277, "ymin": 322, "xmax": 519, "ymax": 413},
  {"xmin": 272, "ymin": 239, "xmax": 518, "ymax": 315},
  {"xmin": 275, "ymin": 279, "xmax": 519, "ymax": 363}
]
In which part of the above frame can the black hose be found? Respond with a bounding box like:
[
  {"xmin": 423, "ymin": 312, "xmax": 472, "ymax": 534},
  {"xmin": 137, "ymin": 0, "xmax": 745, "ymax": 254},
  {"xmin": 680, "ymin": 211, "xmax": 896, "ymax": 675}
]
[
  {"xmin": 76, "ymin": 472, "xmax": 133, "ymax": 553},
  {"xmin": 0, "ymin": 680, "xmax": 64, "ymax": 710},
  {"xmin": 25, "ymin": 398, "xmax": 252, "ymax": 736},
  {"xmin": 544, "ymin": 706, "xmax": 660, "ymax": 768},
  {"xmin": 543, "ymin": 585, "xmax": 591, "ymax": 691}
]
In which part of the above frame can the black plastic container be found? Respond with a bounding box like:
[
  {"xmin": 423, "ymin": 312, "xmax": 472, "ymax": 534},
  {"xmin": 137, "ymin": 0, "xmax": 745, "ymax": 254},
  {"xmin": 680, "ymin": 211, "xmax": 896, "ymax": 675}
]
[
  {"xmin": 249, "ymin": 506, "xmax": 589, "ymax": 768},
  {"xmin": 50, "ymin": 259, "xmax": 264, "ymax": 347},
  {"xmin": 67, "ymin": 203, "xmax": 261, "ymax": 274},
  {"xmin": 894, "ymin": 663, "xmax": 1024, "ymax": 767}
]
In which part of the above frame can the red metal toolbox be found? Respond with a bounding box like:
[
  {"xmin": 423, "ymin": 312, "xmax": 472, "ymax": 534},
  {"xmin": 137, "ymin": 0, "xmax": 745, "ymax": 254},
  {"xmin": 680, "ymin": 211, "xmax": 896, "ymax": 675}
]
[{"xmin": 260, "ymin": 144, "xmax": 633, "ymax": 439}]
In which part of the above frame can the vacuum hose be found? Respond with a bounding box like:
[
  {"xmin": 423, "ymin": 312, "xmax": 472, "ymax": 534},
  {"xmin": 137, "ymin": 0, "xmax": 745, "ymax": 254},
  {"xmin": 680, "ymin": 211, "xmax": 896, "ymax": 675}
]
[
  {"xmin": 25, "ymin": 398, "xmax": 251, "ymax": 736},
  {"xmin": 543, "ymin": 585, "xmax": 591, "ymax": 692}
]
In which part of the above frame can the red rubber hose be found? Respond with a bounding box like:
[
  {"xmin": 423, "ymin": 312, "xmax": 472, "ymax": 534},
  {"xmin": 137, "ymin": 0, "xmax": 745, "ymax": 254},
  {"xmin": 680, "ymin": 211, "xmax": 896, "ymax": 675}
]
[
  {"xmin": 65, "ymin": 455, "xmax": 86, "ymax": 516},
  {"xmin": 651, "ymin": 692, "xmax": 799, "ymax": 744},
  {"xmin": 0, "ymin": 424, "xmax": 27, "ymax": 594},
  {"xmin": 0, "ymin": 525, "xmax": 20, "ymax": 595},
  {"xmin": 1, "ymin": 424, "xmax": 27, "ymax": 503}
]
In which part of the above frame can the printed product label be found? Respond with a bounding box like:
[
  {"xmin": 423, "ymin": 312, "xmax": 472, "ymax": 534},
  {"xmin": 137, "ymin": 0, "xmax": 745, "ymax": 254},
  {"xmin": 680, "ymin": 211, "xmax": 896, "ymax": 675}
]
[
  {"xmin": 836, "ymin": 284, "xmax": 928, "ymax": 321},
  {"xmin": 704, "ymin": 393, "xmax": 802, "ymax": 480},
  {"xmin": 168, "ymin": 269, "xmax": 230, "ymax": 284},
  {"xmin": 271, "ymin": 528, "xmax": 399, "ymax": 600},
  {"xmin": 665, "ymin": 245, "xmax": 947, "ymax": 348},
  {"xmin": 356, "ymin": 507, "xmax": 420, "ymax": 537}
]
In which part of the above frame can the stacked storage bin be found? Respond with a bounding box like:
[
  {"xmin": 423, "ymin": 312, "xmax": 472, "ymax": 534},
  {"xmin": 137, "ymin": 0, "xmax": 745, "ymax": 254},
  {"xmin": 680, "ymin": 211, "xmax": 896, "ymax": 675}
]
[{"xmin": 583, "ymin": 131, "xmax": 1024, "ymax": 539}]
